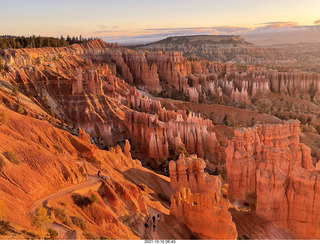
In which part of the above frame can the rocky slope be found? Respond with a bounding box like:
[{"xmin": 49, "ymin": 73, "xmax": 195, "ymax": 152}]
[
  {"xmin": 0, "ymin": 104, "xmax": 147, "ymax": 238},
  {"xmin": 0, "ymin": 104, "xmax": 188, "ymax": 240}
]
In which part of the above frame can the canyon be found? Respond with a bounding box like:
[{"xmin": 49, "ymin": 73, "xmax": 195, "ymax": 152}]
[{"xmin": 0, "ymin": 37, "xmax": 320, "ymax": 239}]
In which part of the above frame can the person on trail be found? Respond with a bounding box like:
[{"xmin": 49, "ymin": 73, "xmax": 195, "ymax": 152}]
[
  {"xmin": 144, "ymin": 215, "xmax": 150, "ymax": 229},
  {"xmin": 98, "ymin": 170, "xmax": 104, "ymax": 179},
  {"xmin": 157, "ymin": 214, "xmax": 160, "ymax": 222},
  {"xmin": 153, "ymin": 224, "xmax": 156, "ymax": 232},
  {"xmin": 152, "ymin": 215, "xmax": 156, "ymax": 224}
]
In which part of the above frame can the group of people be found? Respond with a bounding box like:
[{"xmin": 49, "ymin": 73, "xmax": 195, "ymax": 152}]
[{"xmin": 145, "ymin": 214, "xmax": 160, "ymax": 232}]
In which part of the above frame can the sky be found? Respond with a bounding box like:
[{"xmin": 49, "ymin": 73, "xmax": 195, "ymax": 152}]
[{"xmin": 1, "ymin": 0, "xmax": 320, "ymax": 44}]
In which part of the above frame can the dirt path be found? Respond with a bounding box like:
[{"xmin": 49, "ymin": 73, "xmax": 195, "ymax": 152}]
[
  {"xmin": 30, "ymin": 175, "xmax": 101, "ymax": 214},
  {"xmin": 50, "ymin": 222, "xmax": 77, "ymax": 240},
  {"xmin": 28, "ymin": 160, "xmax": 182, "ymax": 240},
  {"xmin": 30, "ymin": 161, "xmax": 101, "ymax": 214},
  {"xmin": 144, "ymin": 205, "xmax": 184, "ymax": 240},
  {"xmin": 28, "ymin": 161, "xmax": 104, "ymax": 239}
]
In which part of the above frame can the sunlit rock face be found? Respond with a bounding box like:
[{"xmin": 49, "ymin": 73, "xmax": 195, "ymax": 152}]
[
  {"xmin": 223, "ymin": 120, "xmax": 320, "ymax": 238},
  {"xmin": 170, "ymin": 187, "xmax": 237, "ymax": 240}
]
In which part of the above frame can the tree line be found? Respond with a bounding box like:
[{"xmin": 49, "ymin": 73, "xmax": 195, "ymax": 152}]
[{"xmin": 0, "ymin": 35, "xmax": 97, "ymax": 49}]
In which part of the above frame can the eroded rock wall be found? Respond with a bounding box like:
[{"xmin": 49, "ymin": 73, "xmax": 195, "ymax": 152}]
[
  {"xmin": 224, "ymin": 120, "xmax": 320, "ymax": 238},
  {"xmin": 124, "ymin": 91, "xmax": 219, "ymax": 164}
]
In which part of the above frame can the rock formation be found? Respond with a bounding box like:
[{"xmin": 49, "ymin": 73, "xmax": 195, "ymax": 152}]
[
  {"xmin": 124, "ymin": 98, "xmax": 219, "ymax": 164},
  {"xmin": 169, "ymin": 155, "xmax": 221, "ymax": 193},
  {"xmin": 2, "ymin": 38, "xmax": 320, "ymax": 239},
  {"xmin": 168, "ymin": 155, "xmax": 237, "ymax": 239},
  {"xmin": 2, "ymin": 37, "xmax": 320, "ymax": 153},
  {"xmin": 170, "ymin": 187, "xmax": 237, "ymax": 239},
  {"xmin": 124, "ymin": 139, "xmax": 131, "ymax": 158},
  {"xmin": 188, "ymin": 87, "xmax": 199, "ymax": 103},
  {"xmin": 224, "ymin": 120, "xmax": 313, "ymax": 199},
  {"xmin": 146, "ymin": 51, "xmax": 190, "ymax": 92},
  {"xmin": 121, "ymin": 50, "xmax": 162, "ymax": 93},
  {"xmin": 223, "ymin": 120, "xmax": 320, "ymax": 238}
]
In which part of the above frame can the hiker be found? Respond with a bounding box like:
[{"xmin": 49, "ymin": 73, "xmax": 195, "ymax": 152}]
[
  {"xmin": 157, "ymin": 214, "xmax": 160, "ymax": 222},
  {"xmin": 152, "ymin": 215, "xmax": 156, "ymax": 224},
  {"xmin": 98, "ymin": 170, "xmax": 103, "ymax": 179},
  {"xmin": 153, "ymin": 224, "xmax": 156, "ymax": 232},
  {"xmin": 145, "ymin": 215, "xmax": 150, "ymax": 229}
]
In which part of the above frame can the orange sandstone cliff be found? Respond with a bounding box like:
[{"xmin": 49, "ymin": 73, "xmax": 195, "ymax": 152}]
[
  {"xmin": 168, "ymin": 155, "xmax": 237, "ymax": 239},
  {"xmin": 170, "ymin": 187, "xmax": 237, "ymax": 240},
  {"xmin": 224, "ymin": 120, "xmax": 319, "ymax": 238}
]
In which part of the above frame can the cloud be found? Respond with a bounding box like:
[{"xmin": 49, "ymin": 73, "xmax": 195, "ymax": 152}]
[
  {"xmin": 95, "ymin": 30, "xmax": 122, "ymax": 34},
  {"xmin": 145, "ymin": 26, "xmax": 250, "ymax": 34},
  {"xmin": 144, "ymin": 23, "xmax": 299, "ymax": 36},
  {"xmin": 96, "ymin": 24, "xmax": 107, "ymax": 30},
  {"xmin": 314, "ymin": 19, "xmax": 320, "ymax": 25},
  {"xmin": 246, "ymin": 21, "xmax": 304, "ymax": 34},
  {"xmin": 99, "ymin": 26, "xmax": 252, "ymax": 44},
  {"xmin": 260, "ymin": 21, "xmax": 299, "ymax": 29},
  {"xmin": 98, "ymin": 21, "xmax": 320, "ymax": 44}
]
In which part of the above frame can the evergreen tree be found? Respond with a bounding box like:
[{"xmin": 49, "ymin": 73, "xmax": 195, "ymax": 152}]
[
  {"xmin": 0, "ymin": 35, "xmax": 90, "ymax": 49},
  {"xmin": 66, "ymin": 35, "xmax": 71, "ymax": 44}
]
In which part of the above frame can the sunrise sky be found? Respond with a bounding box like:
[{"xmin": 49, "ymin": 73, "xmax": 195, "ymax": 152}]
[{"xmin": 1, "ymin": 0, "xmax": 320, "ymax": 43}]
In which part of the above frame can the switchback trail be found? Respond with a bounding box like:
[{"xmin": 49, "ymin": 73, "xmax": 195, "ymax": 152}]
[
  {"xmin": 30, "ymin": 161, "xmax": 101, "ymax": 214},
  {"xmin": 29, "ymin": 175, "xmax": 101, "ymax": 214}
]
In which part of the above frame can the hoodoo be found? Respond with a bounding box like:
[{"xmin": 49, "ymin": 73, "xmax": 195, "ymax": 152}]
[{"xmin": 0, "ymin": 31, "xmax": 320, "ymax": 240}]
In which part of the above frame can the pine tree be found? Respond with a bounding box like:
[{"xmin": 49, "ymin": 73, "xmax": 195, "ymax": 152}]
[
  {"xmin": 66, "ymin": 35, "xmax": 71, "ymax": 44},
  {"xmin": 0, "ymin": 35, "xmax": 89, "ymax": 49}
]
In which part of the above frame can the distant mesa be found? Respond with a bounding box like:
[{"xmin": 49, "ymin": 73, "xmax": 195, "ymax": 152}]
[
  {"xmin": 144, "ymin": 35, "xmax": 252, "ymax": 45},
  {"xmin": 132, "ymin": 34, "xmax": 293, "ymax": 65}
]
